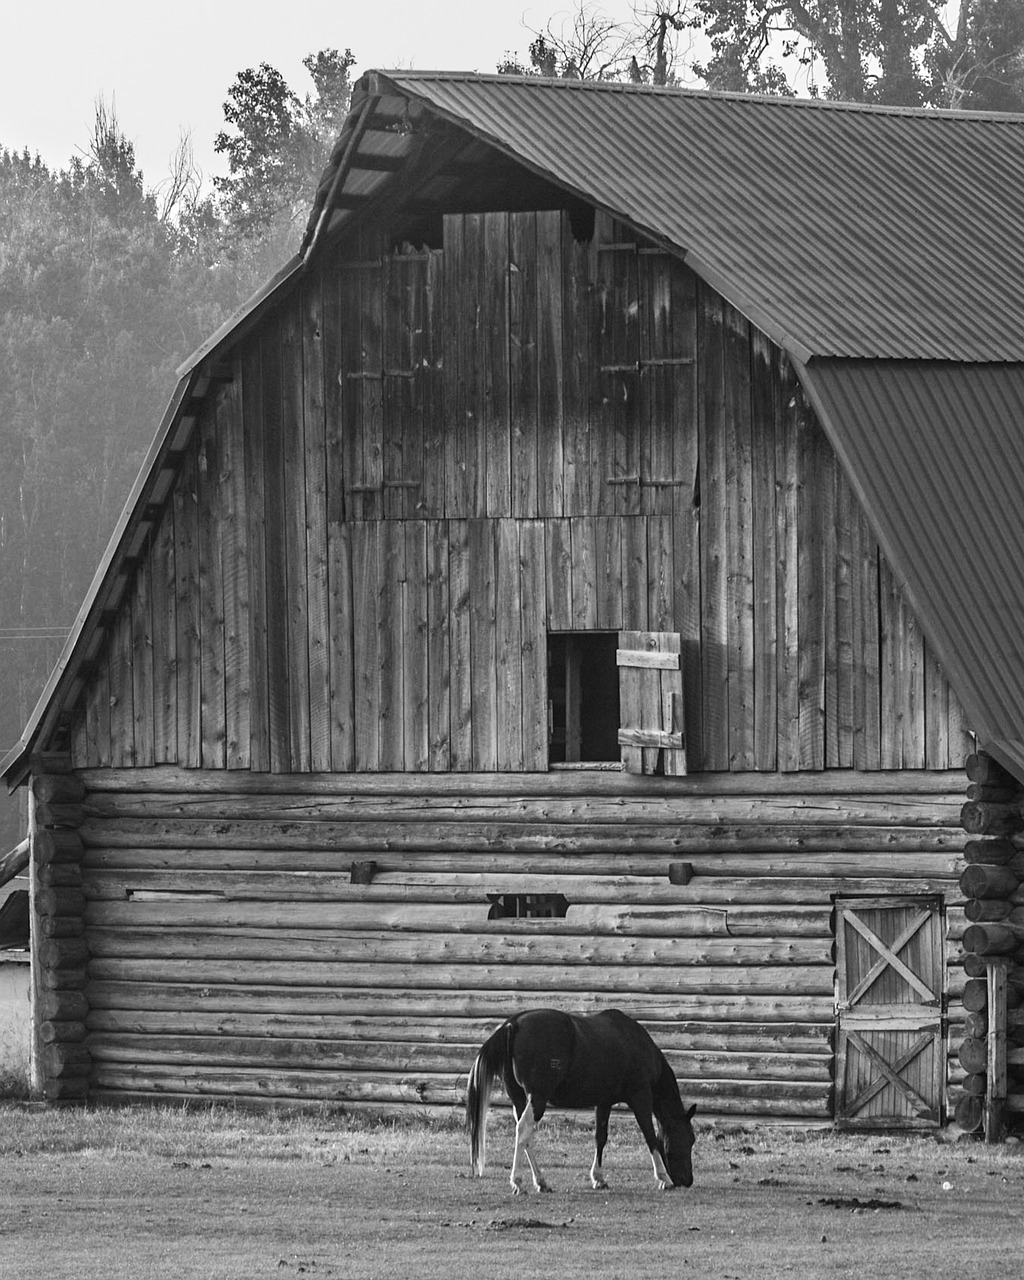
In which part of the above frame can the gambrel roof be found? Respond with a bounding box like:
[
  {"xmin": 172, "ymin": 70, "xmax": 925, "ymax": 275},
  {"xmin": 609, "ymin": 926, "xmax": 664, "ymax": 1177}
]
[{"xmin": 5, "ymin": 72, "xmax": 1024, "ymax": 784}]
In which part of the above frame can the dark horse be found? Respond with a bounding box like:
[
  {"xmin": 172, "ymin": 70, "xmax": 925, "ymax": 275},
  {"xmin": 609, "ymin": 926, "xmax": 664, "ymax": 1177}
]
[{"xmin": 466, "ymin": 1008, "xmax": 696, "ymax": 1194}]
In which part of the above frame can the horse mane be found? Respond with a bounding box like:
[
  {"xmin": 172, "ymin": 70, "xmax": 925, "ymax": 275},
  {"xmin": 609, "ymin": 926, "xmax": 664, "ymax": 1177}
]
[{"xmin": 652, "ymin": 1053, "xmax": 688, "ymax": 1129}]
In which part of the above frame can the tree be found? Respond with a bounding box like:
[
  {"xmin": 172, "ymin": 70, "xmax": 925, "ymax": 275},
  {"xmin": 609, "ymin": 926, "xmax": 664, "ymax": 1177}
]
[
  {"xmin": 0, "ymin": 106, "xmax": 250, "ymax": 850},
  {"xmin": 214, "ymin": 48, "xmax": 356, "ymax": 264},
  {"xmin": 498, "ymin": 3, "xmax": 693, "ymax": 85},
  {"xmin": 689, "ymin": 0, "xmax": 1024, "ymax": 108}
]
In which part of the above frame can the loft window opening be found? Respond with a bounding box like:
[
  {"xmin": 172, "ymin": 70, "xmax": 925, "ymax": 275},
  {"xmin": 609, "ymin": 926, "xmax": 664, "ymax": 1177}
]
[{"xmin": 548, "ymin": 632, "xmax": 621, "ymax": 766}]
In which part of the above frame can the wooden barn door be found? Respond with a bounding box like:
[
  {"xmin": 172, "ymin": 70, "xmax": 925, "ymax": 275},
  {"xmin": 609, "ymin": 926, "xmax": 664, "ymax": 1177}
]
[{"xmin": 834, "ymin": 896, "xmax": 945, "ymax": 1129}]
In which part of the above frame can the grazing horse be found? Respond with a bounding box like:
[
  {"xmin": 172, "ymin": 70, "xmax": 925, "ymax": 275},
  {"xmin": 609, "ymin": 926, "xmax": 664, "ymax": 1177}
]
[{"xmin": 466, "ymin": 1008, "xmax": 696, "ymax": 1195}]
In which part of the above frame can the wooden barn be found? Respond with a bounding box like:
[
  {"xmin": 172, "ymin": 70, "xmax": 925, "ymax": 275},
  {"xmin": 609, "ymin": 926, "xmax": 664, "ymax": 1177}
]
[{"xmin": 5, "ymin": 72, "xmax": 1024, "ymax": 1131}]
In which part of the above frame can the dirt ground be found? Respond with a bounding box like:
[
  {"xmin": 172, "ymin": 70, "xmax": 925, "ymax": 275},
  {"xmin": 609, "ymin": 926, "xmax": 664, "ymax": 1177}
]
[{"xmin": 2, "ymin": 1106, "xmax": 1023, "ymax": 1279}]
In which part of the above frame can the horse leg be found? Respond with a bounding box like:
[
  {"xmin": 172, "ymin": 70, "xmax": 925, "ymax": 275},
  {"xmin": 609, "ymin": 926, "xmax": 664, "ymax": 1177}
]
[
  {"xmin": 627, "ymin": 1090, "xmax": 672, "ymax": 1191},
  {"xmin": 590, "ymin": 1104, "xmax": 611, "ymax": 1189},
  {"xmin": 511, "ymin": 1096, "xmax": 551, "ymax": 1195}
]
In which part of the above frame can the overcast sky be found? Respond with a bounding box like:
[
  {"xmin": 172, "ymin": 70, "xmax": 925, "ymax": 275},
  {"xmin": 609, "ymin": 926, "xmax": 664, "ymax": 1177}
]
[{"xmin": 2, "ymin": 1, "xmax": 659, "ymax": 187}]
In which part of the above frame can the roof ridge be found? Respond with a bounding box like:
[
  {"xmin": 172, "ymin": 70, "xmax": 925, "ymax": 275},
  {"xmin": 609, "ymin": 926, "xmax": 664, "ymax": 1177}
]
[{"xmin": 371, "ymin": 68, "xmax": 1024, "ymax": 124}]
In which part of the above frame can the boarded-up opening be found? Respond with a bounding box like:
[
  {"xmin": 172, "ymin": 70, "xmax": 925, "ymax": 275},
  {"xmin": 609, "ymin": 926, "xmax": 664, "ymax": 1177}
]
[{"xmin": 617, "ymin": 630, "xmax": 686, "ymax": 775}]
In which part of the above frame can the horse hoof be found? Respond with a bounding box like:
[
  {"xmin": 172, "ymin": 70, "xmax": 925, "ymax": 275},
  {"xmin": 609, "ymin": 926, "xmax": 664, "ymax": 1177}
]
[
  {"xmin": 536, "ymin": 1183, "xmax": 552, "ymax": 1194},
  {"xmin": 591, "ymin": 1179, "xmax": 608, "ymax": 1191}
]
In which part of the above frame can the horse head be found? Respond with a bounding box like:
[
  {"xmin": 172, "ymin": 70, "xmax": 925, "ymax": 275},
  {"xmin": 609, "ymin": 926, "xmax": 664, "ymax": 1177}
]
[{"xmin": 662, "ymin": 1102, "xmax": 697, "ymax": 1188}]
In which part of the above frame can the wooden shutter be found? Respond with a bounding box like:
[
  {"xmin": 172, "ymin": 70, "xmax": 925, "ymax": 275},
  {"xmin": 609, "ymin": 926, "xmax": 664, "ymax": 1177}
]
[
  {"xmin": 616, "ymin": 631, "xmax": 686, "ymax": 775},
  {"xmin": 834, "ymin": 896, "xmax": 945, "ymax": 1129}
]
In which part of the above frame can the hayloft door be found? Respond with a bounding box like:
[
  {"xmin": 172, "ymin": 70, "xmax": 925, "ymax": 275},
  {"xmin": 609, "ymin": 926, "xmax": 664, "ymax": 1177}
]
[
  {"xmin": 834, "ymin": 896, "xmax": 945, "ymax": 1129},
  {"xmin": 616, "ymin": 631, "xmax": 686, "ymax": 775}
]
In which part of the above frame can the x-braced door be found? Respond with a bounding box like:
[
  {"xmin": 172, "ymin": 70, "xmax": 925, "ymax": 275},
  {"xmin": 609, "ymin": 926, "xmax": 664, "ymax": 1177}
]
[{"xmin": 834, "ymin": 896, "xmax": 945, "ymax": 1129}]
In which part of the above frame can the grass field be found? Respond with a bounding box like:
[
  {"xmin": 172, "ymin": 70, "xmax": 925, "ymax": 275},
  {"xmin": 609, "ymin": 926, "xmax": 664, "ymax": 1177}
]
[{"xmin": 1, "ymin": 1102, "xmax": 1023, "ymax": 1279}]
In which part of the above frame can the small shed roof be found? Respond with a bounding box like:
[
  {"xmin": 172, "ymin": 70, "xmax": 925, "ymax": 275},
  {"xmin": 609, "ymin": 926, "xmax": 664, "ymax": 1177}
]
[{"xmin": 5, "ymin": 73, "xmax": 1024, "ymax": 785}]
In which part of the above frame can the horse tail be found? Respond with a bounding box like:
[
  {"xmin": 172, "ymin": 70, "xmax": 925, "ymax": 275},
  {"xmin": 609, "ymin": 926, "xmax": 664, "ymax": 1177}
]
[{"xmin": 467, "ymin": 1019, "xmax": 515, "ymax": 1176}]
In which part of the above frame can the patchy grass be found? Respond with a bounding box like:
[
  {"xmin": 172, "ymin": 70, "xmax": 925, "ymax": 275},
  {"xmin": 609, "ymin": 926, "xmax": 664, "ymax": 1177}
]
[{"xmin": 2, "ymin": 1103, "xmax": 1023, "ymax": 1279}]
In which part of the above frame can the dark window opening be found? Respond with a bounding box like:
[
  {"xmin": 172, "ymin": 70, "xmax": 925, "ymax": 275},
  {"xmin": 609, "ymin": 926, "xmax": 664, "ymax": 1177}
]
[
  {"xmin": 548, "ymin": 632, "xmax": 620, "ymax": 764},
  {"xmin": 488, "ymin": 893, "xmax": 570, "ymax": 920}
]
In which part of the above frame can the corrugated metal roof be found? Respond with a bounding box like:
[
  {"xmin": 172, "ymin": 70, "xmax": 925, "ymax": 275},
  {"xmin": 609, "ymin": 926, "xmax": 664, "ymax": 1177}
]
[
  {"xmin": 315, "ymin": 71, "xmax": 1024, "ymax": 363},
  {"xmin": 797, "ymin": 358, "xmax": 1024, "ymax": 762}
]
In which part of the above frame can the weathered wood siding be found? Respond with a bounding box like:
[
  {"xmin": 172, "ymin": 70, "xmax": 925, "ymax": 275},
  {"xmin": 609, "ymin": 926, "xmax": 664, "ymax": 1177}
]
[
  {"xmin": 68, "ymin": 209, "xmax": 969, "ymax": 777},
  {"xmin": 77, "ymin": 767, "xmax": 967, "ymax": 1116}
]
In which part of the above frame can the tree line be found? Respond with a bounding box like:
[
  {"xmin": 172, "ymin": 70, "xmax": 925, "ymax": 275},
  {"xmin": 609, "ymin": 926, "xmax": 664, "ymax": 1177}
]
[{"xmin": 2, "ymin": 2, "xmax": 1021, "ymax": 848}]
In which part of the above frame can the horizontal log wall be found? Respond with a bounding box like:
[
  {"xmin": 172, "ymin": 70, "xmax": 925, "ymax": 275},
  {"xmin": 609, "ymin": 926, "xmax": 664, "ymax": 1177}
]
[
  {"xmin": 77, "ymin": 767, "xmax": 966, "ymax": 1119},
  {"xmin": 68, "ymin": 211, "xmax": 969, "ymax": 779}
]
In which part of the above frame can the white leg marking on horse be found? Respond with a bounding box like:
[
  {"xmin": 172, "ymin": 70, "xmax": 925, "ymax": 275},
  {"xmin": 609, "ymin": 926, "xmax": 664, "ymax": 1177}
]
[
  {"xmin": 510, "ymin": 1102, "xmax": 550, "ymax": 1194},
  {"xmin": 511, "ymin": 1105, "xmax": 535, "ymax": 1194},
  {"xmin": 589, "ymin": 1152, "xmax": 608, "ymax": 1190},
  {"xmin": 651, "ymin": 1148, "xmax": 671, "ymax": 1190}
]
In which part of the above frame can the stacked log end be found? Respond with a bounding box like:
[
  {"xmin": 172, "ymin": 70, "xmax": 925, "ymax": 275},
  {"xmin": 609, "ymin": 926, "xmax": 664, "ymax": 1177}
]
[
  {"xmin": 955, "ymin": 752, "xmax": 1024, "ymax": 1139},
  {"xmin": 31, "ymin": 754, "xmax": 91, "ymax": 1103}
]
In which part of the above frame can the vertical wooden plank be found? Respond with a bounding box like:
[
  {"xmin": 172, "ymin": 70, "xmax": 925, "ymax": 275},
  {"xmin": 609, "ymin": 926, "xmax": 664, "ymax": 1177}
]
[
  {"xmin": 420, "ymin": 249, "xmax": 446, "ymax": 518},
  {"xmin": 819, "ymin": 439, "xmax": 840, "ymax": 770},
  {"xmin": 699, "ymin": 285, "xmax": 729, "ymax": 771},
  {"xmin": 469, "ymin": 518, "xmax": 498, "ymax": 770},
  {"xmin": 833, "ymin": 462, "xmax": 856, "ymax": 770},
  {"xmin": 924, "ymin": 640, "xmax": 950, "ymax": 770},
  {"xmin": 382, "ymin": 249, "xmax": 405, "ymax": 523},
  {"xmin": 647, "ymin": 513, "xmax": 674, "ymax": 633},
  {"xmin": 904, "ymin": 591, "xmax": 926, "ymax": 769},
  {"xmin": 383, "ymin": 251, "xmax": 428, "ymax": 521},
  {"xmin": 483, "ymin": 212, "xmax": 511, "ymax": 517},
  {"xmin": 302, "ymin": 268, "xmax": 332, "ymax": 771},
  {"xmin": 668, "ymin": 256, "xmax": 702, "ymax": 771},
  {"xmin": 328, "ymin": 520, "xmax": 355, "ymax": 771},
  {"xmin": 878, "ymin": 553, "xmax": 903, "ymax": 769},
  {"xmin": 149, "ymin": 503, "xmax": 177, "ymax": 764},
  {"xmin": 242, "ymin": 338, "xmax": 270, "ymax": 773},
  {"xmin": 130, "ymin": 549, "xmax": 155, "ymax": 768},
  {"xmin": 173, "ymin": 441, "xmax": 201, "ymax": 768},
  {"xmin": 594, "ymin": 219, "xmax": 641, "ymax": 517},
  {"xmin": 509, "ymin": 211, "xmax": 539, "ymax": 519},
  {"xmin": 448, "ymin": 520, "xmax": 473, "ymax": 769},
  {"xmin": 281, "ymin": 292, "xmax": 311, "ymax": 771},
  {"xmin": 618, "ymin": 629, "xmax": 644, "ymax": 774},
  {"xmin": 108, "ymin": 599, "xmax": 135, "ymax": 768},
  {"xmin": 749, "ymin": 330, "xmax": 777, "ymax": 771},
  {"xmin": 377, "ymin": 520, "xmax": 403, "ymax": 772},
  {"xmin": 359, "ymin": 236, "xmax": 384, "ymax": 523},
  {"xmin": 639, "ymin": 247, "xmax": 694, "ymax": 518},
  {"xmin": 562, "ymin": 215, "xmax": 594, "ymax": 516},
  {"xmin": 570, "ymin": 517, "xmax": 598, "ymax": 631},
  {"xmin": 775, "ymin": 356, "xmax": 801, "ymax": 772},
  {"xmin": 986, "ymin": 960, "xmax": 1008, "ymax": 1142},
  {"xmin": 724, "ymin": 304, "xmax": 755, "ymax": 772},
  {"xmin": 443, "ymin": 214, "xmax": 469, "ymax": 519},
  {"xmin": 197, "ymin": 396, "xmax": 226, "ymax": 770},
  {"xmin": 323, "ymin": 245, "xmax": 346, "ymax": 527},
  {"xmin": 620, "ymin": 517, "xmax": 647, "ymax": 632},
  {"xmin": 261, "ymin": 317, "xmax": 291, "ymax": 773},
  {"xmin": 222, "ymin": 364, "xmax": 251, "ymax": 772},
  {"xmin": 536, "ymin": 210, "xmax": 565, "ymax": 517},
  {"xmin": 403, "ymin": 521, "xmax": 430, "ymax": 771},
  {"xmin": 947, "ymin": 681, "xmax": 972, "ymax": 771},
  {"xmin": 426, "ymin": 519, "xmax": 451, "ymax": 771},
  {"xmin": 546, "ymin": 517, "xmax": 573, "ymax": 632},
  {"xmin": 796, "ymin": 388, "xmax": 825, "ymax": 770},
  {"xmin": 352, "ymin": 521, "xmax": 380, "ymax": 771},
  {"xmin": 853, "ymin": 502, "xmax": 881, "ymax": 770},
  {"xmin": 519, "ymin": 519, "xmax": 549, "ymax": 770},
  {"xmin": 85, "ymin": 647, "xmax": 111, "ymax": 767},
  {"xmin": 496, "ymin": 518, "xmax": 524, "ymax": 771},
  {"xmin": 594, "ymin": 517, "xmax": 623, "ymax": 631}
]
